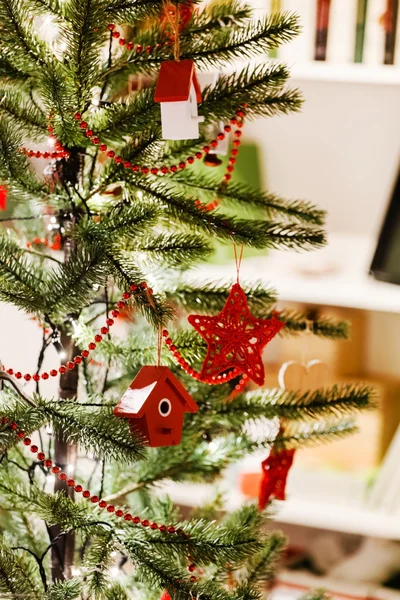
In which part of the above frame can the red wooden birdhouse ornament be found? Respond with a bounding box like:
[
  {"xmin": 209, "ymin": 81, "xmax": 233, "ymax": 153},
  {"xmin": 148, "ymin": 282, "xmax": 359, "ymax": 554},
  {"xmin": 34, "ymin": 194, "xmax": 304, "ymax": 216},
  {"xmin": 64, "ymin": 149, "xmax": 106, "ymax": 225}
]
[
  {"xmin": 154, "ymin": 59, "xmax": 204, "ymax": 140},
  {"xmin": 113, "ymin": 366, "xmax": 198, "ymax": 447}
]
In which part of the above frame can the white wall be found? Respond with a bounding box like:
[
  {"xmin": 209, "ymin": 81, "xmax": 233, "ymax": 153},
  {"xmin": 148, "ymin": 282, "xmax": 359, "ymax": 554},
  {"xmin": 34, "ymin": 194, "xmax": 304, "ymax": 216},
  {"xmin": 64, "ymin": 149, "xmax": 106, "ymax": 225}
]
[{"xmin": 245, "ymin": 76, "xmax": 400, "ymax": 236}]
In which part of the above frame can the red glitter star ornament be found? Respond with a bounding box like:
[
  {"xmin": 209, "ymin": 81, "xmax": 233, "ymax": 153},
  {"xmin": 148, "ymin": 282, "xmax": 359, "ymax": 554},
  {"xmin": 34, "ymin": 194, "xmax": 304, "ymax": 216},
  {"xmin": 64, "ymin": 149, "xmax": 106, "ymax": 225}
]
[
  {"xmin": 258, "ymin": 448, "xmax": 295, "ymax": 510},
  {"xmin": 188, "ymin": 283, "xmax": 284, "ymax": 385}
]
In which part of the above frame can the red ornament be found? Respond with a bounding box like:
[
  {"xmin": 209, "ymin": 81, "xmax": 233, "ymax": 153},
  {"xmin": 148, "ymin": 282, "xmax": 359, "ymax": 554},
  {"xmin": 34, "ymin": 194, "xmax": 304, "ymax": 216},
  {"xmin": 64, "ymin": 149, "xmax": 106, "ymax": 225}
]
[
  {"xmin": 0, "ymin": 186, "xmax": 7, "ymax": 210},
  {"xmin": 154, "ymin": 59, "xmax": 203, "ymax": 141},
  {"xmin": 188, "ymin": 283, "xmax": 284, "ymax": 385},
  {"xmin": 258, "ymin": 448, "xmax": 295, "ymax": 510},
  {"xmin": 160, "ymin": 592, "xmax": 172, "ymax": 600},
  {"xmin": 113, "ymin": 366, "xmax": 198, "ymax": 447}
]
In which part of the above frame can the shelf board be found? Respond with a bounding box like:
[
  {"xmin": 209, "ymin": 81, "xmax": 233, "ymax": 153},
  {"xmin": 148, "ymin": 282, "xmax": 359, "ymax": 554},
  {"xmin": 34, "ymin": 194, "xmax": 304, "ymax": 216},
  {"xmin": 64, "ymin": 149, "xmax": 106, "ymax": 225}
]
[
  {"xmin": 158, "ymin": 481, "xmax": 400, "ymax": 540},
  {"xmin": 193, "ymin": 233, "xmax": 400, "ymax": 314},
  {"xmin": 275, "ymin": 497, "xmax": 400, "ymax": 540},
  {"xmin": 289, "ymin": 62, "xmax": 400, "ymax": 85}
]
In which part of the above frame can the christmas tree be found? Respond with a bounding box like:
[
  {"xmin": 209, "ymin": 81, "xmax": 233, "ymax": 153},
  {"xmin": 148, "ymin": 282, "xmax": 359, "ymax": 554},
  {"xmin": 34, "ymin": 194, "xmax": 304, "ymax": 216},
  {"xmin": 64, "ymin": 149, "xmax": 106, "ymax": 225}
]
[{"xmin": 0, "ymin": 1, "xmax": 373, "ymax": 599}]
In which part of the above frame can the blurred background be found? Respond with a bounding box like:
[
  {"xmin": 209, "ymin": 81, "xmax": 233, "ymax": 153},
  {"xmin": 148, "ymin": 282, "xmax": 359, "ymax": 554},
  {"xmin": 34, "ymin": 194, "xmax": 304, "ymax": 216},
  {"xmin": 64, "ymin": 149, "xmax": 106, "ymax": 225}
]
[{"xmin": 2, "ymin": 0, "xmax": 400, "ymax": 598}]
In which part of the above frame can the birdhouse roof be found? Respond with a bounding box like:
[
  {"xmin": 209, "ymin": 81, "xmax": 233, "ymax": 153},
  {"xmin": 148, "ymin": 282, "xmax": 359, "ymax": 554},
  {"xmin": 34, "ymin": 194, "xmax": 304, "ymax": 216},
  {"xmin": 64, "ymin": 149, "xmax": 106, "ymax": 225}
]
[
  {"xmin": 113, "ymin": 366, "xmax": 198, "ymax": 418},
  {"xmin": 154, "ymin": 60, "xmax": 202, "ymax": 103}
]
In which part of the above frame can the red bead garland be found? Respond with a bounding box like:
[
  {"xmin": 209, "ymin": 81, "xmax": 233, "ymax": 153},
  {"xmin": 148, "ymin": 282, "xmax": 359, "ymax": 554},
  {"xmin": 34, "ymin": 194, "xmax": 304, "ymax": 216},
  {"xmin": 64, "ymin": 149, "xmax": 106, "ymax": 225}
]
[
  {"xmin": 1, "ymin": 284, "xmax": 154, "ymax": 382},
  {"xmin": 0, "ymin": 279, "xmax": 254, "ymax": 386},
  {"xmin": 21, "ymin": 148, "xmax": 69, "ymax": 160},
  {"xmin": 0, "ymin": 415, "xmax": 197, "ymax": 580},
  {"xmin": 21, "ymin": 122, "xmax": 69, "ymax": 161},
  {"xmin": 204, "ymin": 106, "xmax": 247, "ymax": 211},
  {"xmin": 72, "ymin": 106, "xmax": 246, "ymax": 182},
  {"xmin": 107, "ymin": 23, "xmax": 169, "ymax": 55},
  {"xmin": 161, "ymin": 328, "xmax": 241, "ymax": 385},
  {"xmin": 229, "ymin": 373, "xmax": 249, "ymax": 399}
]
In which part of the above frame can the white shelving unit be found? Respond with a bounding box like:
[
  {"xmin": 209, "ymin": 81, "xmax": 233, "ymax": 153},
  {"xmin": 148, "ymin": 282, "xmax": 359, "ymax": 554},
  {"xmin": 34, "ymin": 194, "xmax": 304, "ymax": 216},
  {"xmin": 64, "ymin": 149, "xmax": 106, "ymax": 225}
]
[{"xmin": 289, "ymin": 62, "xmax": 400, "ymax": 86}]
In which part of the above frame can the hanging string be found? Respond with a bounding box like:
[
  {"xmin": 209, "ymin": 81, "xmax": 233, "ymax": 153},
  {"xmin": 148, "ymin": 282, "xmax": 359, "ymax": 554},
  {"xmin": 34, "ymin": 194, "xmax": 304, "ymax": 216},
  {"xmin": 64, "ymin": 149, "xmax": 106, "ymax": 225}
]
[
  {"xmin": 233, "ymin": 243, "xmax": 244, "ymax": 284},
  {"xmin": 174, "ymin": 3, "xmax": 181, "ymax": 62},
  {"xmin": 163, "ymin": 1, "xmax": 181, "ymax": 62},
  {"xmin": 157, "ymin": 325, "xmax": 163, "ymax": 367},
  {"xmin": 300, "ymin": 319, "xmax": 313, "ymax": 366}
]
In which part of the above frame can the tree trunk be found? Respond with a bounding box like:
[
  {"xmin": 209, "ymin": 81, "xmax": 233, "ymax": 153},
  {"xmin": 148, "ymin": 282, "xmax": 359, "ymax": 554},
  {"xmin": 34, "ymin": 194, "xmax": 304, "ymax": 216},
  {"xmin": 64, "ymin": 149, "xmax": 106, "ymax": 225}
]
[
  {"xmin": 49, "ymin": 328, "xmax": 80, "ymax": 581},
  {"xmin": 49, "ymin": 156, "xmax": 83, "ymax": 580}
]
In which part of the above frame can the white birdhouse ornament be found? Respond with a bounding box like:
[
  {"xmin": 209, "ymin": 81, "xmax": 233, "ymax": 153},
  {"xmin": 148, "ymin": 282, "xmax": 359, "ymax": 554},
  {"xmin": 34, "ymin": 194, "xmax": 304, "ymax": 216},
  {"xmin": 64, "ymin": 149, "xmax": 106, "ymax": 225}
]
[{"xmin": 154, "ymin": 59, "xmax": 204, "ymax": 140}]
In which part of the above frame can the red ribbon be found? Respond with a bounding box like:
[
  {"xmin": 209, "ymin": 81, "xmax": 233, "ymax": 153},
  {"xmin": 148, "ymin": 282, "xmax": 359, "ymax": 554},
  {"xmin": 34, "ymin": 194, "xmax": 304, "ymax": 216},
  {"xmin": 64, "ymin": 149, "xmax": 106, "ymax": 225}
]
[
  {"xmin": 258, "ymin": 448, "xmax": 295, "ymax": 510},
  {"xmin": 0, "ymin": 186, "xmax": 7, "ymax": 210}
]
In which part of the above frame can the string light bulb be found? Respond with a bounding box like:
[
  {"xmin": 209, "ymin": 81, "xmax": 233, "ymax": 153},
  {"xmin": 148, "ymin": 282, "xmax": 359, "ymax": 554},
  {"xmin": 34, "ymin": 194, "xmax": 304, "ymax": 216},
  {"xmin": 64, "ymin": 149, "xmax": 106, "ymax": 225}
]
[{"xmin": 52, "ymin": 331, "xmax": 66, "ymax": 360}]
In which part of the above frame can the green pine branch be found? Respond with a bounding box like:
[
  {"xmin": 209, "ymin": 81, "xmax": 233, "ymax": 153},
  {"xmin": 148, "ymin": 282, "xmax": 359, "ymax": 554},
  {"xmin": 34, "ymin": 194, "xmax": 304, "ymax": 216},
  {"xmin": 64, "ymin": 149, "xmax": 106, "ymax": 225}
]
[
  {"xmin": 46, "ymin": 579, "xmax": 82, "ymax": 600},
  {"xmin": 103, "ymin": 13, "xmax": 301, "ymax": 80},
  {"xmin": 90, "ymin": 88, "xmax": 159, "ymax": 141},
  {"xmin": 172, "ymin": 172, "xmax": 325, "ymax": 226},
  {"xmin": 183, "ymin": 1, "xmax": 253, "ymax": 37},
  {"xmin": 132, "ymin": 180, "xmax": 325, "ymax": 250},
  {"xmin": 273, "ymin": 418, "xmax": 358, "ymax": 450},
  {"xmin": 131, "ymin": 435, "xmax": 252, "ymax": 488},
  {"xmin": 124, "ymin": 506, "xmax": 264, "ymax": 567},
  {"xmin": 43, "ymin": 244, "xmax": 109, "ymax": 319},
  {"xmin": 82, "ymin": 531, "xmax": 119, "ymax": 597},
  {"xmin": 0, "ymin": 88, "xmax": 47, "ymax": 138},
  {"xmin": 180, "ymin": 13, "xmax": 301, "ymax": 67},
  {"xmin": 25, "ymin": 0, "xmax": 65, "ymax": 19},
  {"xmin": 62, "ymin": 0, "xmax": 108, "ymax": 107},
  {"xmin": 197, "ymin": 384, "xmax": 374, "ymax": 435},
  {"xmin": 37, "ymin": 64, "xmax": 85, "ymax": 146},
  {"xmin": 200, "ymin": 63, "xmax": 302, "ymax": 122},
  {"xmin": 0, "ymin": 0, "xmax": 48, "ymax": 74},
  {"xmin": 72, "ymin": 324, "xmax": 159, "ymax": 375},
  {"xmin": 133, "ymin": 232, "xmax": 213, "ymax": 267},
  {"xmin": 242, "ymin": 532, "xmax": 286, "ymax": 585},
  {"xmin": 0, "ymin": 119, "xmax": 46, "ymax": 198},
  {"xmin": 0, "ymin": 234, "xmax": 52, "ymax": 316},
  {"xmin": 0, "ymin": 56, "xmax": 32, "ymax": 88},
  {"xmin": 0, "ymin": 539, "xmax": 43, "ymax": 599},
  {"xmin": 105, "ymin": 0, "xmax": 163, "ymax": 21},
  {"xmin": 38, "ymin": 399, "xmax": 146, "ymax": 463},
  {"xmin": 74, "ymin": 203, "xmax": 160, "ymax": 242},
  {"xmin": 164, "ymin": 280, "xmax": 277, "ymax": 312},
  {"xmin": 273, "ymin": 309, "xmax": 349, "ymax": 339},
  {"xmin": 105, "ymin": 251, "xmax": 173, "ymax": 327}
]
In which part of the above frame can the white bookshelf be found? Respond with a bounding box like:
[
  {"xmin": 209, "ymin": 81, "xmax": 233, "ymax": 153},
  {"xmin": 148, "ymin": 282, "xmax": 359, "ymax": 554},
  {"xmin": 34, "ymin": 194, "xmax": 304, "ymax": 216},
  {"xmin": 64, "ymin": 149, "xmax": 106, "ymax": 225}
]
[{"xmin": 290, "ymin": 62, "xmax": 400, "ymax": 86}]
